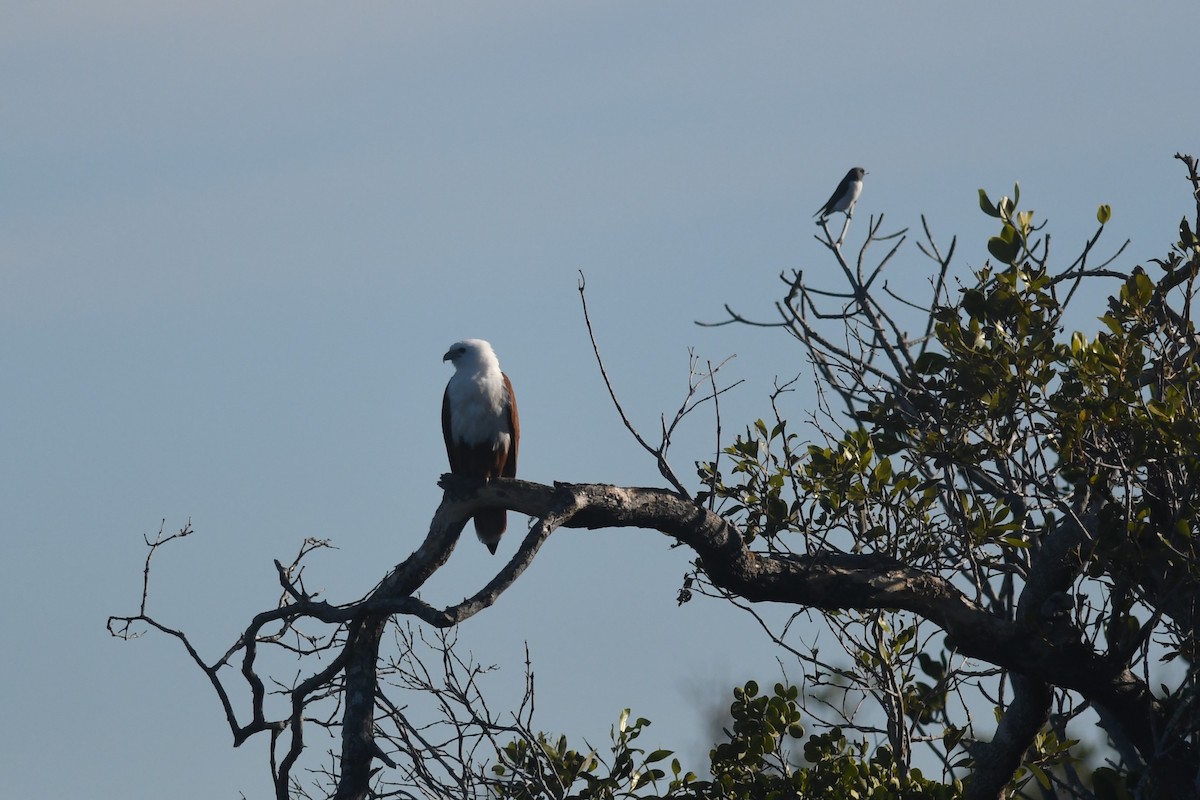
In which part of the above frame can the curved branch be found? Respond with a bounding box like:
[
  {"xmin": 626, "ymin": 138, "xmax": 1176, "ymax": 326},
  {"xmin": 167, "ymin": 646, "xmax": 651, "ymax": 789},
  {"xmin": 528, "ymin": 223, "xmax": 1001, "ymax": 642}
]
[
  {"xmin": 111, "ymin": 471, "xmax": 1198, "ymax": 798},
  {"xmin": 446, "ymin": 477, "xmax": 1194, "ymax": 790}
]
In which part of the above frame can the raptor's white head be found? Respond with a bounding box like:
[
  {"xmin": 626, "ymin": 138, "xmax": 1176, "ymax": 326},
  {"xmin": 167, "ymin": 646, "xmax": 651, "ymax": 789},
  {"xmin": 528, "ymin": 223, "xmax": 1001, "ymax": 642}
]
[{"xmin": 443, "ymin": 339, "xmax": 500, "ymax": 372}]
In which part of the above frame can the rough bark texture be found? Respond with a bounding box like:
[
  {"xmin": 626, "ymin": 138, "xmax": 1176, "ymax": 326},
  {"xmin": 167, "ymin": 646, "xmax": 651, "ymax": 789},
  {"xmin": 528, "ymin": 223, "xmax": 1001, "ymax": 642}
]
[
  {"xmin": 113, "ymin": 475, "xmax": 1198, "ymax": 798},
  {"xmin": 406, "ymin": 478, "xmax": 1194, "ymax": 798}
]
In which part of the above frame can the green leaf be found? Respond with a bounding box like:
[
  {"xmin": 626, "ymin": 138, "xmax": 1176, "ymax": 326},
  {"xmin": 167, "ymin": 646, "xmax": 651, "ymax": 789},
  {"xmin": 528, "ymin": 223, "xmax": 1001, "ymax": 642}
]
[
  {"xmin": 978, "ymin": 189, "xmax": 999, "ymax": 218},
  {"xmin": 1125, "ymin": 270, "xmax": 1154, "ymax": 307},
  {"xmin": 1097, "ymin": 204, "xmax": 1112, "ymax": 224},
  {"xmin": 1070, "ymin": 331, "xmax": 1088, "ymax": 355},
  {"xmin": 962, "ymin": 289, "xmax": 987, "ymax": 319},
  {"xmin": 988, "ymin": 224, "xmax": 1021, "ymax": 264},
  {"xmin": 914, "ymin": 351, "xmax": 949, "ymax": 374},
  {"xmin": 943, "ymin": 725, "xmax": 965, "ymax": 751},
  {"xmin": 873, "ymin": 458, "xmax": 893, "ymax": 484}
]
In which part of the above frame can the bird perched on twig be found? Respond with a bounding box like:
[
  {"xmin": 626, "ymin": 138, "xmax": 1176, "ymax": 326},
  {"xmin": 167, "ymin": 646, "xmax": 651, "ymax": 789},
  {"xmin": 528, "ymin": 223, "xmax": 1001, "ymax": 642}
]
[
  {"xmin": 441, "ymin": 339, "xmax": 520, "ymax": 554},
  {"xmin": 815, "ymin": 167, "xmax": 866, "ymax": 221}
]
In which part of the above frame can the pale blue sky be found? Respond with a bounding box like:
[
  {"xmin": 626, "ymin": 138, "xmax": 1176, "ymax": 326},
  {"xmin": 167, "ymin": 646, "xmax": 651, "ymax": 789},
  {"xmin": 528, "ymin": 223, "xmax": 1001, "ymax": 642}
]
[{"xmin": 2, "ymin": 2, "xmax": 1195, "ymax": 796}]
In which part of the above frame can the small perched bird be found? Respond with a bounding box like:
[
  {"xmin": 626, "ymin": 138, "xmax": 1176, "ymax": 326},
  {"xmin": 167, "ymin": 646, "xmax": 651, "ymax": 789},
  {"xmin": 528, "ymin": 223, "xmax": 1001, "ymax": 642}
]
[
  {"xmin": 815, "ymin": 167, "xmax": 867, "ymax": 221},
  {"xmin": 442, "ymin": 339, "xmax": 520, "ymax": 554}
]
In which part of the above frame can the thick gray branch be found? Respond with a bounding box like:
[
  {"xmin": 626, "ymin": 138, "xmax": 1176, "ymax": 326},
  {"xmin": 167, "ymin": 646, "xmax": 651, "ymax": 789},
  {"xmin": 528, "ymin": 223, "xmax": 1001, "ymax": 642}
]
[{"xmin": 437, "ymin": 477, "xmax": 1194, "ymax": 794}]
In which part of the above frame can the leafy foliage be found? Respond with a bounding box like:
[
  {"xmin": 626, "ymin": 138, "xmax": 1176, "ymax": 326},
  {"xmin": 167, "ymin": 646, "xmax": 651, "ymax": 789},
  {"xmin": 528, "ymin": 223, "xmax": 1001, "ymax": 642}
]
[
  {"xmin": 695, "ymin": 158, "xmax": 1200, "ymax": 797},
  {"xmin": 490, "ymin": 709, "xmax": 679, "ymax": 799},
  {"xmin": 490, "ymin": 682, "xmax": 959, "ymax": 800}
]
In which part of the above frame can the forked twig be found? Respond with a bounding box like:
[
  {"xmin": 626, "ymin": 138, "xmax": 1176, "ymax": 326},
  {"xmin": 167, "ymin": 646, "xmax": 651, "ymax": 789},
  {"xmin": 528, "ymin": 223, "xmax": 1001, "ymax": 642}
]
[{"xmin": 577, "ymin": 271, "xmax": 689, "ymax": 496}]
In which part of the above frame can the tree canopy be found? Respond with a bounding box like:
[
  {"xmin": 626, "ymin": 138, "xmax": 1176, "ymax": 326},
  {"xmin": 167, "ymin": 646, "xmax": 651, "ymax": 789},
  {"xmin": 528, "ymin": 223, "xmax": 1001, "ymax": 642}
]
[{"xmin": 110, "ymin": 154, "xmax": 1200, "ymax": 800}]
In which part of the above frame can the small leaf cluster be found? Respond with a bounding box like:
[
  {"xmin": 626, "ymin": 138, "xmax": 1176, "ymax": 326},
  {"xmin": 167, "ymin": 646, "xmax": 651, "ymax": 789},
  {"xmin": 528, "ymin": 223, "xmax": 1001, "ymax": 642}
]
[
  {"xmin": 701, "ymin": 418, "xmax": 943, "ymax": 560},
  {"xmin": 490, "ymin": 710, "xmax": 683, "ymax": 799},
  {"xmin": 709, "ymin": 679, "xmax": 805, "ymax": 784},
  {"xmin": 698, "ymin": 419, "xmax": 804, "ymax": 545},
  {"xmin": 1048, "ymin": 266, "xmax": 1200, "ymax": 655},
  {"xmin": 979, "ymin": 183, "xmax": 1107, "ymax": 266},
  {"xmin": 488, "ymin": 683, "xmax": 960, "ymax": 799},
  {"xmin": 797, "ymin": 429, "xmax": 944, "ymax": 559},
  {"xmin": 1009, "ymin": 726, "xmax": 1080, "ymax": 795},
  {"xmin": 896, "ymin": 263, "xmax": 1064, "ymax": 457},
  {"xmin": 701, "ymin": 681, "xmax": 957, "ymax": 800},
  {"xmin": 978, "ymin": 183, "xmax": 1037, "ymax": 265}
]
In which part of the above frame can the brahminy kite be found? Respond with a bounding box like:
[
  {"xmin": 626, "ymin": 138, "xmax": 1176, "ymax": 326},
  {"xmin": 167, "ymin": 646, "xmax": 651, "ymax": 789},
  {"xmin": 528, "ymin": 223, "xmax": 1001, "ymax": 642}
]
[{"xmin": 442, "ymin": 339, "xmax": 520, "ymax": 554}]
